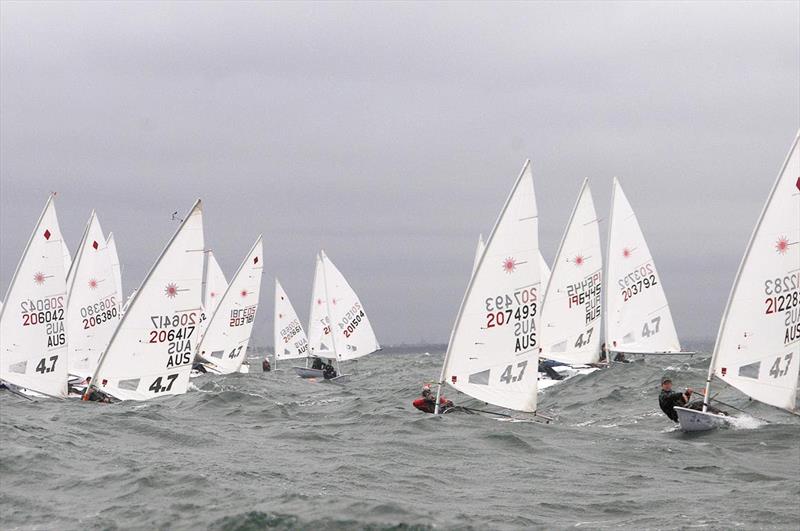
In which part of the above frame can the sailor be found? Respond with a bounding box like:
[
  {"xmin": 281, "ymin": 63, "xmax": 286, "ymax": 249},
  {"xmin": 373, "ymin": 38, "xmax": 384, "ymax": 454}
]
[
  {"xmin": 311, "ymin": 357, "xmax": 324, "ymax": 370},
  {"xmin": 322, "ymin": 363, "xmax": 337, "ymax": 379},
  {"xmin": 412, "ymin": 386, "xmax": 453, "ymax": 414},
  {"xmin": 262, "ymin": 358, "xmax": 271, "ymax": 372},
  {"xmin": 538, "ymin": 359, "xmax": 566, "ymax": 380},
  {"xmin": 613, "ymin": 351, "xmax": 629, "ymax": 363},
  {"xmin": 599, "ymin": 343, "xmax": 608, "ymax": 363},
  {"xmin": 81, "ymin": 385, "xmax": 111, "ymax": 403},
  {"xmin": 68, "ymin": 376, "xmax": 91, "ymax": 396},
  {"xmin": 658, "ymin": 377, "xmax": 692, "ymax": 421}
]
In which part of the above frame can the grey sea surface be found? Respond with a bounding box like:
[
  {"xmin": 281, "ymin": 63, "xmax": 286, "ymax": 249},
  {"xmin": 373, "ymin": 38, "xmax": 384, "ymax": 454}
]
[{"xmin": 1, "ymin": 344, "xmax": 798, "ymax": 531}]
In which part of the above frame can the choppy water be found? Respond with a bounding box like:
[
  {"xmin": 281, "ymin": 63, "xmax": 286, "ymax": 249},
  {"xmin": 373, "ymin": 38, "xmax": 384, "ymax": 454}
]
[{"xmin": 1, "ymin": 345, "xmax": 799, "ymax": 530}]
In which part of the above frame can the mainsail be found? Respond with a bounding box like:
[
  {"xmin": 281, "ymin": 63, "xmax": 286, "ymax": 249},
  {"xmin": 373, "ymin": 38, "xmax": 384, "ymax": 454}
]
[
  {"xmin": 438, "ymin": 160, "xmax": 541, "ymax": 412},
  {"xmin": 307, "ymin": 254, "xmax": 335, "ymax": 358},
  {"xmin": 65, "ymin": 212, "xmax": 121, "ymax": 378},
  {"xmin": 705, "ymin": 131, "xmax": 800, "ymax": 412},
  {"xmin": 86, "ymin": 200, "xmax": 205, "ymax": 401},
  {"xmin": 540, "ymin": 179, "xmax": 602, "ymax": 365},
  {"xmin": 195, "ymin": 237, "xmax": 263, "ymax": 374},
  {"xmin": 0, "ymin": 195, "xmax": 69, "ymax": 397},
  {"xmin": 320, "ymin": 251, "xmax": 380, "ymax": 362},
  {"xmin": 274, "ymin": 279, "xmax": 310, "ymax": 362},
  {"xmin": 605, "ymin": 178, "xmax": 680, "ymax": 354}
]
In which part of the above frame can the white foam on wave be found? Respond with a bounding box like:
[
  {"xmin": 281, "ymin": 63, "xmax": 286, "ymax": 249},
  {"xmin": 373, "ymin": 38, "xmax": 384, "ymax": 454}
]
[{"xmin": 726, "ymin": 414, "xmax": 768, "ymax": 430}]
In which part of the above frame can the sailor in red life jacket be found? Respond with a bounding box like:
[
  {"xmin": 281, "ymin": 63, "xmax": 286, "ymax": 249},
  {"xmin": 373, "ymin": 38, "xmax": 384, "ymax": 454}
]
[{"xmin": 412, "ymin": 386, "xmax": 453, "ymax": 414}]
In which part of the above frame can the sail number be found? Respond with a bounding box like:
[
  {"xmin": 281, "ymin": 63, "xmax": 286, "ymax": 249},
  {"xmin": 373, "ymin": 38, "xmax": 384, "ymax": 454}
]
[
  {"xmin": 79, "ymin": 295, "xmax": 118, "ymax": 317},
  {"xmin": 764, "ymin": 274, "xmax": 799, "ymax": 296},
  {"xmin": 149, "ymin": 312, "xmax": 198, "ymax": 369},
  {"xmin": 764, "ymin": 292, "xmax": 799, "ymax": 315},
  {"xmin": 148, "ymin": 374, "xmax": 179, "ymax": 393},
  {"xmin": 20, "ymin": 297, "xmax": 65, "ymax": 347},
  {"xmin": 486, "ymin": 303, "xmax": 536, "ymax": 328},
  {"xmin": 230, "ymin": 305, "xmax": 257, "ymax": 327},
  {"xmin": 83, "ymin": 307, "xmax": 118, "ymax": 329},
  {"xmin": 485, "ymin": 288, "xmax": 536, "ymax": 312},
  {"xmin": 768, "ymin": 353, "xmax": 793, "ymax": 379},
  {"xmin": 338, "ymin": 302, "xmax": 365, "ymax": 338},
  {"xmin": 500, "ymin": 361, "xmax": 528, "ymax": 384},
  {"xmin": 621, "ymin": 274, "xmax": 658, "ymax": 303}
]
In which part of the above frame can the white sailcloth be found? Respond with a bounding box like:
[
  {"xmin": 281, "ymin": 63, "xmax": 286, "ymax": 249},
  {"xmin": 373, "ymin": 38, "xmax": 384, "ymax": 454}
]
[
  {"xmin": 439, "ymin": 160, "xmax": 541, "ymax": 412},
  {"xmin": 478, "ymin": 235, "xmax": 550, "ymax": 292},
  {"xmin": 106, "ymin": 232, "xmax": 123, "ymax": 305},
  {"xmin": 65, "ymin": 212, "xmax": 121, "ymax": 378},
  {"xmin": 274, "ymin": 279, "xmax": 310, "ymax": 361},
  {"xmin": 196, "ymin": 237, "xmax": 263, "ymax": 374},
  {"xmin": 472, "ymin": 234, "xmax": 485, "ymax": 274},
  {"xmin": 540, "ymin": 252, "xmax": 552, "ymax": 295},
  {"xmin": 62, "ymin": 240, "xmax": 72, "ymax": 279},
  {"xmin": 203, "ymin": 251, "xmax": 228, "ymax": 318},
  {"xmin": 0, "ymin": 195, "xmax": 69, "ymax": 397},
  {"xmin": 708, "ymin": 132, "xmax": 800, "ymax": 411},
  {"xmin": 540, "ymin": 179, "xmax": 603, "ymax": 365},
  {"xmin": 307, "ymin": 254, "xmax": 335, "ymax": 358},
  {"xmin": 88, "ymin": 200, "xmax": 205, "ymax": 401},
  {"xmin": 605, "ymin": 178, "xmax": 680, "ymax": 354},
  {"xmin": 320, "ymin": 251, "xmax": 380, "ymax": 362}
]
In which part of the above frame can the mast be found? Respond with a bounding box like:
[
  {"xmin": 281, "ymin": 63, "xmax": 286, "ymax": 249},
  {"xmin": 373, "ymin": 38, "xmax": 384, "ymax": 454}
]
[
  {"xmin": 604, "ymin": 179, "xmax": 617, "ymax": 363},
  {"xmin": 319, "ymin": 250, "xmax": 341, "ymax": 374}
]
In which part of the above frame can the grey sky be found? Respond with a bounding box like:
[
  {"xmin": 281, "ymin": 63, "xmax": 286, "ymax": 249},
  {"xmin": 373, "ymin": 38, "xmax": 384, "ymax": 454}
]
[{"xmin": 1, "ymin": 1, "xmax": 798, "ymax": 346}]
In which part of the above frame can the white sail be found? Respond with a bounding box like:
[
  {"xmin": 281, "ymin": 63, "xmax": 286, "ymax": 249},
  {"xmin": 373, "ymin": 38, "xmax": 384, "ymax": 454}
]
[
  {"xmin": 0, "ymin": 195, "xmax": 69, "ymax": 397},
  {"xmin": 62, "ymin": 240, "xmax": 72, "ymax": 279},
  {"xmin": 65, "ymin": 212, "xmax": 122, "ymax": 378},
  {"xmin": 320, "ymin": 251, "xmax": 380, "ymax": 362},
  {"xmin": 203, "ymin": 251, "xmax": 228, "ymax": 318},
  {"xmin": 274, "ymin": 279, "xmax": 310, "ymax": 361},
  {"xmin": 540, "ymin": 179, "xmax": 603, "ymax": 365},
  {"xmin": 439, "ymin": 160, "xmax": 540, "ymax": 412},
  {"xmin": 307, "ymin": 254, "xmax": 335, "ymax": 358},
  {"xmin": 472, "ymin": 234, "xmax": 485, "ymax": 274},
  {"xmin": 540, "ymin": 252, "xmax": 552, "ymax": 295},
  {"xmin": 106, "ymin": 232, "xmax": 123, "ymax": 305},
  {"xmin": 196, "ymin": 237, "xmax": 263, "ymax": 374},
  {"xmin": 708, "ymin": 132, "xmax": 800, "ymax": 412},
  {"xmin": 605, "ymin": 178, "xmax": 680, "ymax": 354},
  {"xmin": 88, "ymin": 200, "xmax": 205, "ymax": 401}
]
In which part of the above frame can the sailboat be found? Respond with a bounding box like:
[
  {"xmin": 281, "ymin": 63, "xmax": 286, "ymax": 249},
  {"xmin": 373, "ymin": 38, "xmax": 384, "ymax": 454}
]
[
  {"xmin": 538, "ymin": 179, "xmax": 603, "ymax": 385},
  {"xmin": 434, "ymin": 160, "xmax": 541, "ymax": 414},
  {"xmin": 676, "ymin": 132, "xmax": 800, "ymax": 431},
  {"xmin": 605, "ymin": 178, "xmax": 683, "ymax": 358},
  {"xmin": 194, "ymin": 237, "xmax": 263, "ymax": 375},
  {"xmin": 0, "ymin": 195, "xmax": 69, "ymax": 398},
  {"xmin": 65, "ymin": 212, "xmax": 122, "ymax": 382},
  {"xmin": 83, "ymin": 200, "xmax": 205, "ymax": 401},
  {"xmin": 273, "ymin": 279, "xmax": 310, "ymax": 369},
  {"xmin": 294, "ymin": 251, "xmax": 380, "ymax": 381}
]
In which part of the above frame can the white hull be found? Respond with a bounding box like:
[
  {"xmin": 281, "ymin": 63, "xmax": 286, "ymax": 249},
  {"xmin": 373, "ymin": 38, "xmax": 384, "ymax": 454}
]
[
  {"xmin": 293, "ymin": 367, "xmax": 325, "ymax": 379},
  {"xmin": 675, "ymin": 406, "xmax": 730, "ymax": 432}
]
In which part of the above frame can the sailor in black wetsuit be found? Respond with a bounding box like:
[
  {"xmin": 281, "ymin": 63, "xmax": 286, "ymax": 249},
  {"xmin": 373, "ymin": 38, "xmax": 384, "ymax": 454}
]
[
  {"xmin": 323, "ymin": 363, "xmax": 337, "ymax": 379},
  {"xmin": 659, "ymin": 377, "xmax": 692, "ymax": 421},
  {"xmin": 311, "ymin": 357, "xmax": 324, "ymax": 370}
]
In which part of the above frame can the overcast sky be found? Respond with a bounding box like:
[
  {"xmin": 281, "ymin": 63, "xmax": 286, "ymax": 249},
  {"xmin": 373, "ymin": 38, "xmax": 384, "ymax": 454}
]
[{"xmin": 1, "ymin": 1, "xmax": 798, "ymax": 346}]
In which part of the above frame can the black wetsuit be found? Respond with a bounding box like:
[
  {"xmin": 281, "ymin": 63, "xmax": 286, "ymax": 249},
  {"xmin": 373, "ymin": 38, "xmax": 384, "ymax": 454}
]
[
  {"xmin": 659, "ymin": 389, "xmax": 687, "ymax": 422},
  {"xmin": 538, "ymin": 362, "xmax": 564, "ymax": 380},
  {"xmin": 262, "ymin": 359, "xmax": 271, "ymax": 372},
  {"xmin": 323, "ymin": 364, "xmax": 337, "ymax": 379},
  {"xmin": 311, "ymin": 358, "xmax": 324, "ymax": 370}
]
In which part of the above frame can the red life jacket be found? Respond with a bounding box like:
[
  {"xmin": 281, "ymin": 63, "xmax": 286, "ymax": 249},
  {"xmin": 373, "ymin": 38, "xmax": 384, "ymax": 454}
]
[{"xmin": 412, "ymin": 396, "xmax": 450, "ymax": 414}]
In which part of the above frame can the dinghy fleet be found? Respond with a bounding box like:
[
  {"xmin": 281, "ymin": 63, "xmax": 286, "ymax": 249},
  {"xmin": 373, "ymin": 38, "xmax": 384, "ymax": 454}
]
[{"xmin": 1, "ymin": 130, "xmax": 798, "ymax": 434}]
